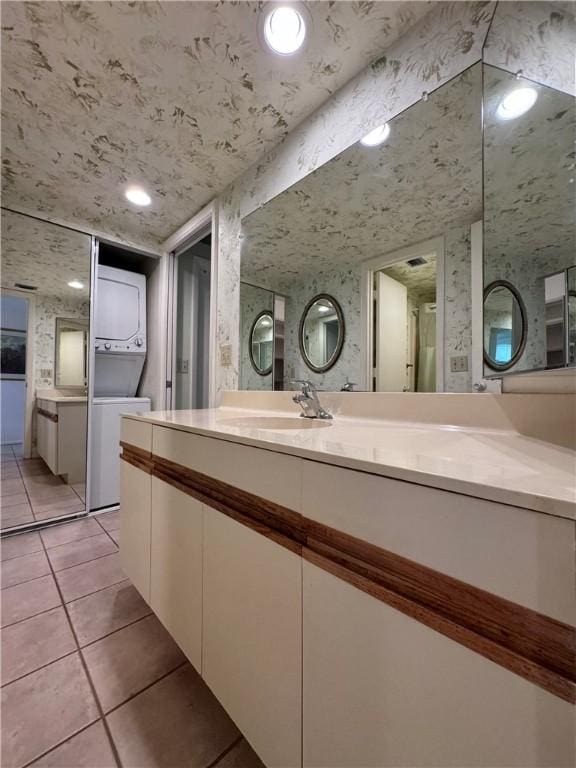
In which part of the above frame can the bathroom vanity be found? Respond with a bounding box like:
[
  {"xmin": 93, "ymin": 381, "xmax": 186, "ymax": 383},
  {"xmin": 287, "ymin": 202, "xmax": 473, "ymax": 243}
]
[
  {"xmin": 119, "ymin": 392, "xmax": 575, "ymax": 768},
  {"xmin": 36, "ymin": 392, "xmax": 87, "ymax": 484}
]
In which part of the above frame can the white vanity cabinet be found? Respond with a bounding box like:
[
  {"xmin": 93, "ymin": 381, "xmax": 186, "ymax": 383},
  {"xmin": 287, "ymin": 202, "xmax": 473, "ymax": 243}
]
[
  {"xmin": 120, "ymin": 414, "xmax": 576, "ymax": 768},
  {"xmin": 150, "ymin": 477, "xmax": 203, "ymax": 670},
  {"xmin": 302, "ymin": 560, "xmax": 574, "ymax": 768},
  {"xmin": 36, "ymin": 397, "xmax": 87, "ymax": 483},
  {"xmin": 203, "ymin": 506, "xmax": 302, "ymax": 768}
]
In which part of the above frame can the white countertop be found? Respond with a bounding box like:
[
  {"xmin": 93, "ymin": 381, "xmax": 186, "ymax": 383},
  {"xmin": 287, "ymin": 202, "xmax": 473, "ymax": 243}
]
[
  {"xmin": 37, "ymin": 395, "xmax": 87, "ymax": 403},
  {"xmin": 126, "ymin": 406, "xmax": 576, "ymax": 520}
]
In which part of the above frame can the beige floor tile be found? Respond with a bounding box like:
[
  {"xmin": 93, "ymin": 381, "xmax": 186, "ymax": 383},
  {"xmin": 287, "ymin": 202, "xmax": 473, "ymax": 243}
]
[
  {"xmin": 28, "ymin": 721, "xmax": 117, "ymax": 768},
  {"xmin": 1, "ymin": 493, "xmax": 30, "ymax": 508},
  {"xmin": 55, "ymin": 553, "xmax": 125, "ymax": 603},
  {"xmin": 97, "ymin": 511, "xmax": 121, "ymax": 532},
  {"xmin": 1, "ymin": 531, "xmax": 42, "ymax": 561},
  {"xmin": 1, "ymin": 478, "xmax": 26, "ymax": 495},
  {"xmin": 33, "ymin": 498, "xmax": 85, "ymax": 520},
  {"xmin": 83, "ymin": 615, "xmax": 185, "ymax": 712},
  {"xmin": 107, "ymin": 664, "xmax": 239, "ymax": 767},
  {"xmin": 26, "ymin": 486, "xmax": 77, "ymax": 503},
  {"xmin": 1, "ymin": 465, "xmax": 22, "ymax": 479},
  {"xmin": 107, "ymin": 529, "xmax": 120, "ymax": 546},
  {"xmin": 1, "ymin": 653, "xmax": 99, "ymax": 768},
  {"xmin": 68, "ymin": 580, "xmax": 151, "ymax": 647},
  {"xmin": 0, "ymin": 512, "xmax": 35, "ymax": 530},
  {"xmin": 1, "ymin": 574, "xmax": 61, "ymax": 628},
  {"xmin": 1, "ymin": 606, "xmax": 76, "ymax": 685},
  {"xmin": 40, "ymin": 518, "xmax": 102, "ymax": 549},
  {"xmin": 47, "ymin": 533, "xmax": 117, "ymax": 572},
  {"xmin": 216, "ymin": 738, "xmax": 266, "ymax": 768},
  {"xmin": 1, "ymin": 550, "xmax": 51, "ymax": 589}
]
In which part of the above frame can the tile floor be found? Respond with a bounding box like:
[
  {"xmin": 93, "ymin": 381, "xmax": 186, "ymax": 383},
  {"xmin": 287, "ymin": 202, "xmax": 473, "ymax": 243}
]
[
  {"xmin": 1, "ymin": 445, "xmax": 86, "ymax": 531},
  {"xmin": 0, "ymin": 511, "xmax": 265, "ymax": 768}
]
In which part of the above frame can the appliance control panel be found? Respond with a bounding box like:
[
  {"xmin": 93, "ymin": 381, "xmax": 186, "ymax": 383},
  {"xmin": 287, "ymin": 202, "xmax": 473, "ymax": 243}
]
[{"xmin": 95, "ymin": 338, "xmax": 145, "ymax": 353}]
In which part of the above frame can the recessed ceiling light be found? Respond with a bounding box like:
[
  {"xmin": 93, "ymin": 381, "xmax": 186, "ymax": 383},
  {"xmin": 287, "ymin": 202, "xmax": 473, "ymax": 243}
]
[
  {"xmin": 67, "ymin": 280, "xmax": 84, "ymax": 289},
  {"xmin": 496, "ymin": 87, "xmax": 537, "ymax": 120},
  {"xmin": 360, "ymin": 123, "xmax": 391, "ymax": 147},
  {"xmin": 263, "ymin": 5, "xmax": 306, "ymax": 55},
  {"xmin": 125, "ymin": 186, "xmax": 152, "ymax": 207}
]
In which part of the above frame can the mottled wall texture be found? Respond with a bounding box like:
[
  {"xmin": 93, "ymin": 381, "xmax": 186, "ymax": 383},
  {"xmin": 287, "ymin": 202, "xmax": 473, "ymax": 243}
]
[
  {"xmin": 34, "ymin": 295, "xmax": 89, "ymax": 390},
  {"xmin": 216, "ymin": 1, "xmax": 496, "ymax": 397}
]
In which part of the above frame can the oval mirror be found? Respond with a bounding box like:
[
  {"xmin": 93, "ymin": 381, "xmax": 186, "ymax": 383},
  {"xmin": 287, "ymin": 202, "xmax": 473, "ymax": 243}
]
[
  {"xmin": 299, "ymin": 294, "xmax": 345, "ymax": 373},
  {"xmin": 483, "ymin": 281, "xmax": 527, "ymax": 371},
  {"xmin": 250, "ymin": 311, "xmax": 273, "ymax": 375}
]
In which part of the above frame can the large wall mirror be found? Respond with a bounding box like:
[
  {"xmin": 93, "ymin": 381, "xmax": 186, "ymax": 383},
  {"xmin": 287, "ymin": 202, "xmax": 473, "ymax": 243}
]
[
  {"xmin": 240, "ymin": 63, "xmax": 482, "ymax": 392},
  {"xmin": 482, "ymin": 58, "xmax": 575, "ymax": 376},
  {"xmin": 1, "ymin": 209, "xmax": 91, "ymax": 531}
]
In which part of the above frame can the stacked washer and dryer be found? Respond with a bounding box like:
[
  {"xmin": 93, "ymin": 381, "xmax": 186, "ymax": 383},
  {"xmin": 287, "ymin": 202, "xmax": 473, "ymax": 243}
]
[{"xmin": 90, "ymin": 265, "xmax": 151, "ymax": 510}]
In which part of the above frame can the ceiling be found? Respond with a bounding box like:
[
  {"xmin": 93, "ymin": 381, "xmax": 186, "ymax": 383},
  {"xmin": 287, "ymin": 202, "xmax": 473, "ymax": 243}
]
[
  {"xmin": 1, "ymin": 209, "xmax": 91, "ymax": 299},
  {"xmin": 382, "ymin": 255, "xmax": 437, "ymax": 305},
  {"xmin": 1, "ymin": 0, "xmax": 433, "ymax": 249},
  {"xmin": 241, "ymin": 62, "xmax": 482, "ymax": 288}
]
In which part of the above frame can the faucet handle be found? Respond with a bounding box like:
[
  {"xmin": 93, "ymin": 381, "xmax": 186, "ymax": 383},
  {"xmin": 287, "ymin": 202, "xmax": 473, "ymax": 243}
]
[{"xmin": 291, "ymin": 379, "xmax": 315, "ymax": 391}]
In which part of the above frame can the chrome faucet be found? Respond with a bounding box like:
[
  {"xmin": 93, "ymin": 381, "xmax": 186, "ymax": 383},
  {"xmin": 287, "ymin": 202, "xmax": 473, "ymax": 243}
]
[{"xmin": 291, "ymin": 380, "xmax": 333, "ymax": 419}]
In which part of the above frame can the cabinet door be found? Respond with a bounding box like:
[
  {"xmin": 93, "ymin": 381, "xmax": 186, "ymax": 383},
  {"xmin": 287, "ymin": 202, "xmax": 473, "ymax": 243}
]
[
  {"xmin": 119, "ymin": 460, "xmax": 151, "ymax": 602},
  {"xmin": 150, "ymin": 477, "xmax": 203, "ymax": 670},
  {"xmin": 203, "ymin": 506, "xmax": 302, "ymax": 768},
  {"xmin": 303, "ymin": 560, "xmax": 574, "ymax": 768}
]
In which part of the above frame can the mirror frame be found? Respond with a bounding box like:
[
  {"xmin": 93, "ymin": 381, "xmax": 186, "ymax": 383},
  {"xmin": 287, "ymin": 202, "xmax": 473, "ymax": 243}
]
[
  {"xmin": 249, "ymin": 310, "xmax": 274, "ymax": 376},
  {"xmin": 299, "ymin": 293, "xmax": 345, "ymax": 373},
  {"xmin": 483, "ymin": 280, "xmax": 527, "ymax": 372}
]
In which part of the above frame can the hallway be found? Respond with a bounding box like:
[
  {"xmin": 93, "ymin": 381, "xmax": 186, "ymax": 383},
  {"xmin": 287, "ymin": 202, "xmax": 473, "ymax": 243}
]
[{"xmin": 1, "ymin": 512, "xmax": 264, "ymax": 768}]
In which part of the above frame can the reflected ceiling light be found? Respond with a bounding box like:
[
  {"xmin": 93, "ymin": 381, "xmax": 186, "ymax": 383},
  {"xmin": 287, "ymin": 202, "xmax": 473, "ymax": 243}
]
[
  {"xmin": 496, "ymin": 87, "xmax": 537, "ymax": 120},
  {"xmin": 261, "ymin": 318, "xmax": 272, "ymax": 326},
  {"xmin": 67, "ymin": 280, "xmax": 84, "ymax": 289},
  {"xmin": 360, "ymin": 122, "xmax": 390, "ymax": 147},
  {"xmin": 125, "ymin": 186, "xmax": 152, "ymax": 207},
  {"xmin": 263, "ymin": 5, "xmax": 306, "ymax": 55},
  {"xmin": 317, "ymin": 305, "xmax": 330, "ymax": 313}
]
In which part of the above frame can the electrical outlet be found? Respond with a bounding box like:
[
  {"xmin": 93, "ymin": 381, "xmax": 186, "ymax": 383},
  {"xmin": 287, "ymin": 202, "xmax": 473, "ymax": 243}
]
[{"xmin": 450, "ymin": 355, "xmax": 469, "ymax": 373}]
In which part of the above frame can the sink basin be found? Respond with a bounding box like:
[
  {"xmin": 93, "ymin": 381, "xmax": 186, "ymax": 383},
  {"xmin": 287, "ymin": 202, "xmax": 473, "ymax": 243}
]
[{"xmin": 217, "ymin": 416, "xmax": 333, "ymax": 430}]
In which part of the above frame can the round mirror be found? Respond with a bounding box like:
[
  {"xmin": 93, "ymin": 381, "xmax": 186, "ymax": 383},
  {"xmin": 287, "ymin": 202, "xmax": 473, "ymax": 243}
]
[
  {"xmin": 299, "ymin": 294, "xmax": 345, "ymax": 373},
  {"xmin": 483, "ymin": 281, "xmax": 527, "ymax": 371},
  {"xmin": 249, "ymin": 311, "xmax": 273, "ymax": 375}
]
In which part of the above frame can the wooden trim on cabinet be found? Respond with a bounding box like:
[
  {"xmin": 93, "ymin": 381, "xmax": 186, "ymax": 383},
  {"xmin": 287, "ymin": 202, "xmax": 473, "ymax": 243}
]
[
  {"xmin": 37, "ymin": 408, "xmax": 58, "ymax": 423},
  {"xmin": 120, "ymin": 441, "xmax": 576, "ymax": 703}
]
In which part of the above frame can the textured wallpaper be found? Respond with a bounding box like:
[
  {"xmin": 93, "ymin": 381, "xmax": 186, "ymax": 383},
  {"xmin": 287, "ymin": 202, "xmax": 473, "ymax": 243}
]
[{"xmin": 33, "ymin": 295, "xmax": 89, "ymax": 390}]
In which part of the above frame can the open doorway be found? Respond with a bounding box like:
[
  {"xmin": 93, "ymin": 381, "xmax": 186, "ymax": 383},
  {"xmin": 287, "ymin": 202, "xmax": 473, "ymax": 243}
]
[
  {"xmin": 375, "ymin": 254, "xmax": 437, "ymax": 392},
  {"xmin": 174, "ymin": 234, "xmax": 212, "ymax": 410},
  {"xmin": 363, "ymin": 236, "xmax": 444, "ymax": 392},
  {"xmin": 1, "ymin": 292, "xmax": 30, "ymax": 456}
]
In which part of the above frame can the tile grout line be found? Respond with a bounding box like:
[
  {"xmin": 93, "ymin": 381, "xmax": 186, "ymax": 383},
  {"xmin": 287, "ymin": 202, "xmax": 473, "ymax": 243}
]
[
  {"xmin": 56, "ymin": 575, "xmax": 129, "ymax": 605},
  {"xmin": 37, "ymin": 530, "xmax": 124, "ymax": 768},
  {"xmin": 48, "ymin": 546, "xmax": 120, "ymax": 575},
  {"xmin": 206, "ymin": 734, "xmax": 244, "ymax": 768},
  {"xmin": 103, "ymin": 659, "xmax": 190, "ymax": 718},
  {"xmin": 1, "ymin": 602, "xmax": 64, "ymax": 632},
  {"xmin": 19, "ymin": 720, "xmax": 108, "ymax": 768},
  {"xmin": 45, "ymin": 529, "xmax": 116, "ymax": 554},
  {"xmin": 1, "ymin": 647, "xmax": 78, "ymax": 690},
  {"xmin": 78, "ymin": 611, "xmax": 154, "ymax": 652}
]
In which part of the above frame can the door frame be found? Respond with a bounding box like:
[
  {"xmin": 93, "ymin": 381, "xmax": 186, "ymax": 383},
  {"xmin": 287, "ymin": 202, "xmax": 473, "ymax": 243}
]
[
  {"xmin": 162, "ymin": 200, "xmax": 219, "ymax": 409},
  {"xmin": 470, "ymin": 220, "xmax": 501, "ymax": 393},
  {"xmin": 1, "ymin": 288, "xmax": 36, "ymax": 457},
  {"xmin": 360, "ymin": 236, "xmax": 445, "ymax": 392}
]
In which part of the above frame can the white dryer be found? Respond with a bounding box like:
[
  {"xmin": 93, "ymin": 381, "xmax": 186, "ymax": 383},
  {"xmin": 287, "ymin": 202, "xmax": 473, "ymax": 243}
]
[{"xmin": 94, "ymin": 265, "xmax": 147, "ymax": 397}]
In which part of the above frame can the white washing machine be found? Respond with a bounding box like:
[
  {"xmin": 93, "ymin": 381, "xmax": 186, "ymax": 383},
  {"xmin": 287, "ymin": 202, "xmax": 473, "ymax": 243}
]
[{"xmin": 90, "ymin": 397, "xmax": 151, "ymax": 510}]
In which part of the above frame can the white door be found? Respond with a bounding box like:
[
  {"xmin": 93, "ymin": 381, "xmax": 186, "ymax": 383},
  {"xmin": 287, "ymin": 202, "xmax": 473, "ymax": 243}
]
[{"xmin": 376, "ymin": 272, "xmax": 408, "ymax": 391}]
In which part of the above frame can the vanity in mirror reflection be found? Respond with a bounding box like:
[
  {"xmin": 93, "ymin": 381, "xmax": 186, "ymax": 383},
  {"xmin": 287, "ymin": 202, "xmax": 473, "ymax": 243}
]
[
  {"xmin": 299, "ymin": 294, "xmax": 344, "ymax": 373},
  {"xmin": 0, "ymin": 209, "xmax": 91, "ymax": 530}
]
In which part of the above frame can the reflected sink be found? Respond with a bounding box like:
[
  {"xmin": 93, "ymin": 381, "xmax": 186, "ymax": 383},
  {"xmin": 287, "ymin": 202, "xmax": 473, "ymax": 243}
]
[{"xmin": 217, "ymin": 416, "xmax": 333, "ymax": 430}]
